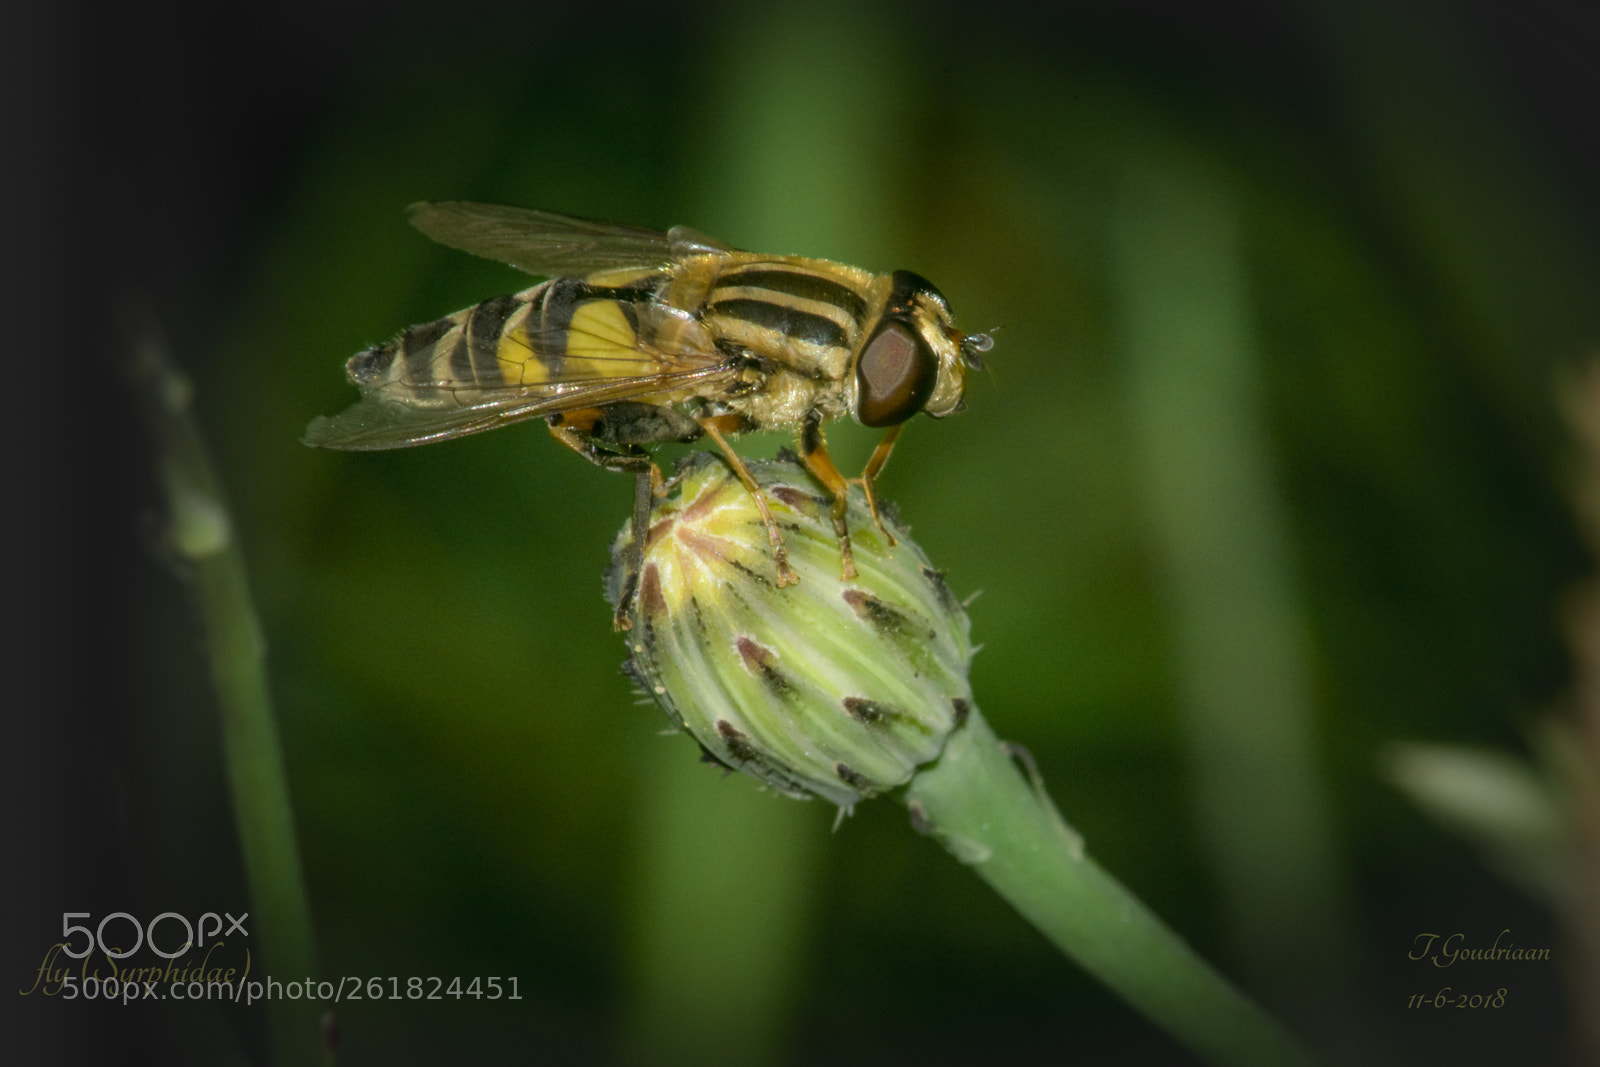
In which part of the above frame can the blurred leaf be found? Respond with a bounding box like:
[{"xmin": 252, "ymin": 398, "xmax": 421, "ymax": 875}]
[{"xmin": 1383, "ymin": 740, "xmax": 1573, "ymax": 907}]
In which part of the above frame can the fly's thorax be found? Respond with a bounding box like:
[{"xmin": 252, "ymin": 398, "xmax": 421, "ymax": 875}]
[{"xmin": 690, "ymin": 254, "xmax": 880, "ymax": 380}]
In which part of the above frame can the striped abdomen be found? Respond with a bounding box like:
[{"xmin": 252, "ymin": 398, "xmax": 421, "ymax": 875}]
[{"xmin": 345, "ymin": 268, "xmax": 673, "ymax": 406}]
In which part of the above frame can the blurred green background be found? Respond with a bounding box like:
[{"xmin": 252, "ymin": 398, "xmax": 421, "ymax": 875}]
[{"xmin": 13, "ymin": 0, "xmax": 1600, "ymax": 1064}]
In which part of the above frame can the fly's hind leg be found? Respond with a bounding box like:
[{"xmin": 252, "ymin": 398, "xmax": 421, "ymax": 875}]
[
  {"xmin": 696, "ymin": 417, "xmax": 798, "ymax": 587},
  {"xmin": 798, "ymin": 412, "xmax": 857, "ymax": 581},
  {"xmin": 549, "ymin": 414, "xmax": 657, "ymax": 631}
]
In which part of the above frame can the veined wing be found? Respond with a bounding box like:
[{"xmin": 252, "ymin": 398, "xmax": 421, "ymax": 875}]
[
  {"xmin": 407, "ymin": 201, "xmax": 731, "ymax": 276},
  {"xmin": 302, "ymin": 364, "xmax": 738, "ymax": 450},
  {"xmin": 304, "ymin": 300, "xmax": 736, "ymax": 450}
]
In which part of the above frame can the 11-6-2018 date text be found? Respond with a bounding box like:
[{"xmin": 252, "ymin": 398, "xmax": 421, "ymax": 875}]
[{"xmin": 1406, "ymin": 988, "xmax": 1506, "ymax": 1009}]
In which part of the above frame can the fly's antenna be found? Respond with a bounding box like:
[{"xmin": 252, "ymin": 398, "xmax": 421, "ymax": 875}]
[{"xmin": 961, "ymin": 326, "xmax": 1002, "ymax": 373}]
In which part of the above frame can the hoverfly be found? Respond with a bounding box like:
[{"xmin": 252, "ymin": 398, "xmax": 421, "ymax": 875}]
[{"xmin": 305, "ymin": 202, "xmax": 991, "ymax": 627}]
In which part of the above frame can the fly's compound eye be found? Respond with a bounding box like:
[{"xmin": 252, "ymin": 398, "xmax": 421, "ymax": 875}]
[{"xmin": 856, "ymin": 320, "xmax": 938, "ymax": 428}]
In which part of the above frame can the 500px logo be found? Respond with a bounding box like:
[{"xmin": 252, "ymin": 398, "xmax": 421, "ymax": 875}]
[
  {"xmin": 52, "ymin": 911, "xmax": 248, "ymax": 960},
  {"xmin": 20, "ymin": 912, "xmax": 252, "ymax": 999}
]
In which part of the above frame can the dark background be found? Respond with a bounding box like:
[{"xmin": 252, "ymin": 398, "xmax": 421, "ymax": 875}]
[{"xmin": 8, "ymin": 0, "xmax": 1599, "ymax": 1063}]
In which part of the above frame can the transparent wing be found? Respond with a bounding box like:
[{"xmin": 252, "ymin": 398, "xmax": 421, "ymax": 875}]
[
  {"xmin": 304, "ymin": 303, "xmax": 737, "ymax": 451},
  {"xmin": 302, "ymin": 363, "xmax": 738, "ymax": 450},
  {"xmin": 407, "ymin": 201, "xmax": 731, "ymax": 276}
]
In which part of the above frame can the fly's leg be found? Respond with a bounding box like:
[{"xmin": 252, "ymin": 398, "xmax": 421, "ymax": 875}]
[
  {"xmin": 848, "ymin": 424, "xmax": 904, "ymax": 548},
  {"xmin": 798, "ymin": 412, "xmax": 856, "ymax": 581},
  {"xmin": 548, "ymin": 414, "xmax": 657, "ymax": 630},
  {"xmin": 696, "ymin": 417, "xmax": 798, "ymax": 587},
  {"xmin": 619, "ymin": 466, "xmax": 655, "ymax": 628}
]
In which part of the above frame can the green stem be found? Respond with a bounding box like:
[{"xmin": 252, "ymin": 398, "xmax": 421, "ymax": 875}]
[
  {"xmin": 903, "ymin": 708, "xmax": 1313, "ymax": 1067},
  {"xmin": 131, "ymin": 323, "xmax": 324, "ymax": 1067}
]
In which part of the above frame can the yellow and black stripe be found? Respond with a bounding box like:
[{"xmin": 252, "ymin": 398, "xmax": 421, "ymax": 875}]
[
  {"xmin": 344, "ymin": 271, "xmax": 673, "ymax": 402},
  {"xmin": 347, "ymin": 255, "xmax": 895, "ymax": 409},
  {"xmin": 700, "ymin": 260, "xmax": 882, "ymax": 367}
]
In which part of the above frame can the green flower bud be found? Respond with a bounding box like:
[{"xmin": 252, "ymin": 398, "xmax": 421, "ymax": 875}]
[{"xmin": 607, "ymin": 453, "xmax": 975, "ymax": 809}]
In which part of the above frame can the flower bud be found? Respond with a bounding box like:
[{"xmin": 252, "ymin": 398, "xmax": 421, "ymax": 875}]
[{"xmin": 607, "ymin": 452, "xmax": 975, "ymax": 809}]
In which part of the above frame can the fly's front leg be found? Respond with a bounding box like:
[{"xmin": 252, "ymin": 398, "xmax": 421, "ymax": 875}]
[
  {"xmin": 849, "ymin": 424, "xmax": 903, "ymax": 548},
  {"xmin": 548, "ymin": 414, "xmax": 658, "ymax": 630},
  {"xmin": 696, "ymin": 417, "xmax": 798, "ymax": 587},
  {"xmin": 798, "ymin": 412, "xmax": 856, "ymax": 581}
]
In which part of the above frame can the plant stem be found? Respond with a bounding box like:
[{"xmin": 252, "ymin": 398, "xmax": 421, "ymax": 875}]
[
  {"xmin": 131, "ymin": 323, "xmax": 324, "ymax": 1067},
  {"xmin": 903, "ymin": 707, "xmax": 1313, "ymax": 1067}
]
